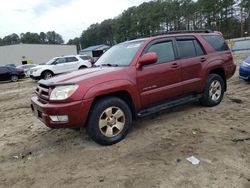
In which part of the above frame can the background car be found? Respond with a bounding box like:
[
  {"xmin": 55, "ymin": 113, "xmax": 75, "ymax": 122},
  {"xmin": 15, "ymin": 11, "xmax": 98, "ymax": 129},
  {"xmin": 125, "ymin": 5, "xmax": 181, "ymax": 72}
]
[
  {"xmin": 17, "ymin": 64, "xmax": 37, "ymax": 77},
  {"xmin": 5, "ymin": 64, "xmax": 16, "ymax": 68},
  {"xmin": 0, "ymin": 66, "xmax": 25, "ymax": 82},
  {"xmin": 239, "ymin": 56, "xmax": 250, "ymax": 81},
  {"xmin": 30, "ymin": 55, "xmax": 92, "ymax": 80}
]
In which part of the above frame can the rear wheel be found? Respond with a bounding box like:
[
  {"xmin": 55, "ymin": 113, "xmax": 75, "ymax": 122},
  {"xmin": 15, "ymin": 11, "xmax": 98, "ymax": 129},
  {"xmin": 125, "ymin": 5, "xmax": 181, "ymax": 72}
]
[
  {"xmin": 200, "ymin": 74, "xmax": 225, "ymax": 107},
  {"xmin": 11, "ymin": 75, "xmax": 18, "ymax": 82},
  {"xmin": 42, "ymin": 71, "xmax": 53, "ymax": 80},
  {"xmin": 86, "ymin": 97, "xmax": 132, "ymax": 146}
]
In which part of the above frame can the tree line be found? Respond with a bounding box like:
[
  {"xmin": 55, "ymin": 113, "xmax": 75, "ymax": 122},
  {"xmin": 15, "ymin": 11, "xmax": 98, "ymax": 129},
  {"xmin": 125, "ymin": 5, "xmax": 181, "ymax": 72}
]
[
  {"xmin": 68, "ymin": 0, "xmax": 250, "ymax": 49},
  {"xmin": 0, "ymin": 31, "xmax": 64, "ymax": 46}
]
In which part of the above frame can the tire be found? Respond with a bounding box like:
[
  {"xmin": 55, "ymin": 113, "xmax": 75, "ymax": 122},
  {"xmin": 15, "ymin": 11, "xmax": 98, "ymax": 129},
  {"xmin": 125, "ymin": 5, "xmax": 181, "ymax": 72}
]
[
  {"xmin": 42, "ymin": 71, "xmax": 53, "ymax": 80},
  {"xmin": 11, "ymin": 75, "xmax": 18, "ymax": 82},
  {"xmin": 86, "ymin": 97, "xmax": 132, "ymax": 146},
  {"xmin": 200, "ymin": 74, "xmax": 225, "ymax": 107},
  {"xmin": 79, "ymin": 66, "xmax": 87, "ymax": 70}
]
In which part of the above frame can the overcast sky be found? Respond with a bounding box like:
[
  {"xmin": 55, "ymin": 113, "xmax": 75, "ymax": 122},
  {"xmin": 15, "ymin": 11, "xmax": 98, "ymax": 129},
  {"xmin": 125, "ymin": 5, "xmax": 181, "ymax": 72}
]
[{"xmin": 0, "ymin": 0, "xmax": 150, "ymax": 42}]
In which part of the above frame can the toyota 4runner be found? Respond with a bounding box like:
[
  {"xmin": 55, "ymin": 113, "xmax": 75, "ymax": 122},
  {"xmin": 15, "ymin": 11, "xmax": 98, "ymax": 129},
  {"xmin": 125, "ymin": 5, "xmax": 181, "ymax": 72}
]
[{"xmin": 31, "ymin": 30, "xmax": 236, "ymax": 145}]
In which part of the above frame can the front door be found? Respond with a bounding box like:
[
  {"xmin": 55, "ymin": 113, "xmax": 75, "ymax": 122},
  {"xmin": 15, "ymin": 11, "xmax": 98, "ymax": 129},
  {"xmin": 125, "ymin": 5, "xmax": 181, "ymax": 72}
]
[
  {"xmin": 53, "ymin": 58, "xmax": 67, "ymax": 74},
  {"xmin": 0, "ymin": 67, "xmax": 10, "ymax": 81},
  {"xmin": 136, "ymin": 39, "xmax": 182, "ymax": 108}
]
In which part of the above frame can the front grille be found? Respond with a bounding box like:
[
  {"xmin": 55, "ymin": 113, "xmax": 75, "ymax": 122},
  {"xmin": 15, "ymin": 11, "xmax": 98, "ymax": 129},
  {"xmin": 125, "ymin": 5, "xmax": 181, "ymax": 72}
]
[{"xmin": 36, "ymin": 84, "xmax": 50, "ymax": 104}]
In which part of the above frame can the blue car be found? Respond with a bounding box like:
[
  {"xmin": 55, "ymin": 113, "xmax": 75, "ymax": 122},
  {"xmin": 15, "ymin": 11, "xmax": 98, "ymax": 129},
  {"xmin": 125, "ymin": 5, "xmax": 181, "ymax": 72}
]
[{"xmin": 239, "ymin": 56, "xmax": 250, "ymax": 81}]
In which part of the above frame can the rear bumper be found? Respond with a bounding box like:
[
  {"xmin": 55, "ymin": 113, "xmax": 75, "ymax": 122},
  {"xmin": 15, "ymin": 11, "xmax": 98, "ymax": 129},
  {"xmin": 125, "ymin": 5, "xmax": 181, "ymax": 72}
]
[
  {"xmin": 226, "ymin": 63, "xmax": 236, "ymax": 79},
  {"xmin": 31, "ymin": 96, "xmax": 92, "ymax": 128},
  {"xmin": 239, "ymin": 66, "xmax": 250, "ymax": 80}
]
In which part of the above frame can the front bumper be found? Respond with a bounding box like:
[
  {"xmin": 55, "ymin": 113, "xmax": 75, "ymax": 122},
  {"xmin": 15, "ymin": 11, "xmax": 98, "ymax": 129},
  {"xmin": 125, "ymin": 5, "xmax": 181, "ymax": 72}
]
[
  {"xmin": 239, "ymin": 66, "xmax": 250, "ymax": 80},
  {"xmin": 31, "ymin": 96, "xmax": 92, "ymax": 128}
]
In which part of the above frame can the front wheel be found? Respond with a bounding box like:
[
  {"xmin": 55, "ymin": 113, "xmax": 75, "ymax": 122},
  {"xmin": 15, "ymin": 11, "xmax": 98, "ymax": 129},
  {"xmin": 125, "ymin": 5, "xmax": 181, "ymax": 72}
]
[
  {"xmin": 42, "ymin": 71, "xmax": 53, "ymax": 80},
  {"xmin": 86, "ymin": 97, "xmax": 132, "ymax": 146},
  {"xmin": 200, "ymin": 74, "xmax": 225, "ymax": 107}
]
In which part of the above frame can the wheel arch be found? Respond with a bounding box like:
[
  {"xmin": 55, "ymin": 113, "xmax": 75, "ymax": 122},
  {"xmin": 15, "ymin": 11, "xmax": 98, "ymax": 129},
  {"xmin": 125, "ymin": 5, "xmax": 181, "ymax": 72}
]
[
  {"xmin": 209, "ymin": 68, "xmax": 227, "ymax": 91},
  {"xmin": 41, "ymin": 69, "xmax": 54, "ymax": 76},
  {"xmin": 79, "ymin": 65, "xmax": 88, "ymax": 69},
  {"xmin": 91, "ymin": 91, "xmax": 137, "ymax": 120}
]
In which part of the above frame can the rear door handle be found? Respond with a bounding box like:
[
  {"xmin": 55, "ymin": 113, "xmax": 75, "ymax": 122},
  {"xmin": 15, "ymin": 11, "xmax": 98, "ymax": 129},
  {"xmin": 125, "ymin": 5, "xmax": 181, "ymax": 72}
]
[
  {"xmin": 200, "ymin": 57, "xmax": 206, "ymax": 62},
  {"xmin": 171, "ymin": 63, "xmax": 180, "ymax": 68}
]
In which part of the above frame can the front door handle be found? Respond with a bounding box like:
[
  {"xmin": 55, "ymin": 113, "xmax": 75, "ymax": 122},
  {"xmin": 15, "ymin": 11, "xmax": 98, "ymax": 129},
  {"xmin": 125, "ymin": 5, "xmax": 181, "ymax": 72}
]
[
  {"xmin": 200, "ymin": 57, "xmax": 206, "ymax": 62},
  {"xmin": 171, "ymin": 63, "xmax": 179, "ymax": 68}
]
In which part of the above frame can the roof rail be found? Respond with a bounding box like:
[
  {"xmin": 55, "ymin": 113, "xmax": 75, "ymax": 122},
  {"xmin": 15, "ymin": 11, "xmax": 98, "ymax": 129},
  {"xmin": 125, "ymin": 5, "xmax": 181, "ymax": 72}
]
[
  {"xmin": 166, "ymin": 29, "xmax": 214, "ymax": 34},
  {"xmin": 150, "ymin": 29, "xmax": 214, "ymax": 37}
]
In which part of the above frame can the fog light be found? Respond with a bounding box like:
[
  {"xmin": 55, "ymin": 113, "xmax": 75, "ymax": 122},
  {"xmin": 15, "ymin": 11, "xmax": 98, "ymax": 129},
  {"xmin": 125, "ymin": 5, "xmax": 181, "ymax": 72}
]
[{"xmin": 50, "ymin": 115, "xmax": 68, "ymax": 122}]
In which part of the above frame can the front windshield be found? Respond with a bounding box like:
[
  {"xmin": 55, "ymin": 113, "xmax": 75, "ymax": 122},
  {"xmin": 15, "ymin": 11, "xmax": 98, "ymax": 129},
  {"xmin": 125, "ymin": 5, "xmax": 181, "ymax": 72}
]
[
  {"xmin": 46, "ymin": 58, "xmax": 58, "ymax": 65},
  {"xmin": 95, "ymin": 41, "xmax": 144, "ymax": 67}
]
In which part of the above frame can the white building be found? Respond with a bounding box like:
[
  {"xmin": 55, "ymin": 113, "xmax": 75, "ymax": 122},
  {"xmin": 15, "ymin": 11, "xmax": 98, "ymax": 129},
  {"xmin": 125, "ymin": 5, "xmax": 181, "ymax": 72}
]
[{"xmin": 0, "ymin": 44, "xmax": 77, "ymax": 66}]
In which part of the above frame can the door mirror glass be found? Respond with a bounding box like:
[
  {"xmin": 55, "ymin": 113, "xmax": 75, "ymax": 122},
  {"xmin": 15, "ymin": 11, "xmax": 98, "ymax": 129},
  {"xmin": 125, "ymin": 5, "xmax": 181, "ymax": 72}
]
[{"xmin": 138, "ymin": 52, "xmax": 158, "ymax": 67}]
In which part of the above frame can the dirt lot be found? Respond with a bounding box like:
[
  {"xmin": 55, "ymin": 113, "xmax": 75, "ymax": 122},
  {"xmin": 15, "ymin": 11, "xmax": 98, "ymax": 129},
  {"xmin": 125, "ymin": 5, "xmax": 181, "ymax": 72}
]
[{"xmin": 0, "ymin": 54, "xmax": 249, "ymax": 188}]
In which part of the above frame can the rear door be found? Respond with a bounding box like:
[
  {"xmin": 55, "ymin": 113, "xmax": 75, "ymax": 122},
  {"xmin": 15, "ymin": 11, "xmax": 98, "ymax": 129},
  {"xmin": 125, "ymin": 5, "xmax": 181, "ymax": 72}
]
[
  {"xmin": 136, "ymin": 38, "xmax": 182, "ymax": 108},
  {"xmin": 65, "ymin": 56, "xmax": 79, "ymax": 72},
  {"xmin": 175, "ymin": 36, "xmax": 206, "ymax": 94},
  {"xmin": 0, "ymin": 67, "xmax": 11, "ymax": 81}
]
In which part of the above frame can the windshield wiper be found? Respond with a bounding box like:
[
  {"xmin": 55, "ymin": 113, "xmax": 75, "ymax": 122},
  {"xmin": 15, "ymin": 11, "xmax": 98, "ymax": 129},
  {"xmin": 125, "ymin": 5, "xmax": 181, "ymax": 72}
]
[{"xmin": 100, "ymin": 63, "xmax": 119, "ymax": 67}]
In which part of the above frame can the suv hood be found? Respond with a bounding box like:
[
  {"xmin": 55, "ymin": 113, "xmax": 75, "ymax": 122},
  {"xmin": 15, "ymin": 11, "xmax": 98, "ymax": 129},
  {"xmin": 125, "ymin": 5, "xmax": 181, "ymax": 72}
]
[
  {"xmin": 39, "ymin": 67, "xmax": 128, "ymax": 86},
  {"xmin": 30, "ymin": 65, "xmax": 50, "ymax": 70}
]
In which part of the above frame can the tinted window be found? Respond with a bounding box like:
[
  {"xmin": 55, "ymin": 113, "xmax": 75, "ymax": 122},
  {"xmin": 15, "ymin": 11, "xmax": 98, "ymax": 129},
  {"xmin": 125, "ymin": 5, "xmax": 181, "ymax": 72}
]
[
  {"xmin": 202, "ymin": 35, "xmax": 229, "ymax": 51},
  {"xmin": 193, "ymin": 40, "xmax": 205, "ymax": 56},
  {"xmin": 80, "ymin": 56, "xmax": 91, "ymax": 60},
  {"xmin": 147, "ymin": 41, "xmax": 175, "ymax": 64},
  {"xmin": 66, "ymin": 57, "xmax": 78, "ymax": 63},
  {"xmin": 177, "ymin": 39, "xmax": 205, "ymax": 59},
  {"xmin": 177, "ymin": 40, "xmax": 196, "ymax": 59}
]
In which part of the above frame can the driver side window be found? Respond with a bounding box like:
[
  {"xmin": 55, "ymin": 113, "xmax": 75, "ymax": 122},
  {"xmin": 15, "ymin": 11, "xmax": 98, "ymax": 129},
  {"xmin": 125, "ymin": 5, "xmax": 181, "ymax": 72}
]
[
  {"xmin": 147, "ymin": 41, "xmax": 175, "ymax": 64},
  {"xmin": 55, "ymin": 58, "xmax": 65, "ymax": 64}
]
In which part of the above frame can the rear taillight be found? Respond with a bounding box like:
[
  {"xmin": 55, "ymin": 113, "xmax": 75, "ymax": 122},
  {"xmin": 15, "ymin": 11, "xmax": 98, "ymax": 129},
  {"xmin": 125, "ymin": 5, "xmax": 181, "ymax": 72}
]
[{"xmin": 16, "ymin": 68, "xmax": 24, "ymax": 73}]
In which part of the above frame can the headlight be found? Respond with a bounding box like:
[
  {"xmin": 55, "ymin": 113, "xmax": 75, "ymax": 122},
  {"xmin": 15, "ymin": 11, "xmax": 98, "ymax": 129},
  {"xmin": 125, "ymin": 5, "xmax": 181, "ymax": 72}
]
[
  {"xmin": 241, "ymin": 61, "xmax": 250, "ymax": 68},
  {"xmin": 50, "ymin": 85, "xmax": 79, "ymax": 100}
]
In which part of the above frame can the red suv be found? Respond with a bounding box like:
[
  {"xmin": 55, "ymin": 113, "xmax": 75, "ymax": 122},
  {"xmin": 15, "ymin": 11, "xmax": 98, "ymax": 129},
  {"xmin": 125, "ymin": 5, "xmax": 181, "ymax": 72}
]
[{"xmin": 31, "ymin": 30, "xmax": 236, "ymax": 145}]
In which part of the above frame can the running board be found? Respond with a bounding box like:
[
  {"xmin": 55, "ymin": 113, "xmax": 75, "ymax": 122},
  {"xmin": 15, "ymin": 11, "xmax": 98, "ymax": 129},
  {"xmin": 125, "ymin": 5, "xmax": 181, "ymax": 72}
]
[{"xmin": 137, "ymin": 94, "xmax": 202, "ymax": 118}]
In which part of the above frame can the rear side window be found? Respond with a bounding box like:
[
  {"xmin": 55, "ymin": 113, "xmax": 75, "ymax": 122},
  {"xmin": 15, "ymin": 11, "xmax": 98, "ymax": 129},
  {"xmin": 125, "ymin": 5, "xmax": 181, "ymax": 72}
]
[
  {"xmin": 80, "ymin": 56, "xmax": 91, "ymax": 60},
  {"xmin": 176, "ymin": 39, "xmax": 205, "ymax": 59},
  {"xmin": 202, "ymin": 35, "xmax": 229, "ymax": 51},
  {"xmin": 66, "ymin": 57, "xmax": 78, "ymax": 63},
  {"xmin": 193, "ymin": 40, "xmax": 205, "ymax": 56},
  {"xmin": 147, "ymin": 41, "xmax": 175, "ymax": 64}
]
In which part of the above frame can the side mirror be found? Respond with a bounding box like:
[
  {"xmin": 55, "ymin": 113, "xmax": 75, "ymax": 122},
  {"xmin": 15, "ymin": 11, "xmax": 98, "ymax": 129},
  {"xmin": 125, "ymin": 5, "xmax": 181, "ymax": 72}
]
[{"xmin": 137, "ymin": 52, "xmax": 158, "ymax": 68}]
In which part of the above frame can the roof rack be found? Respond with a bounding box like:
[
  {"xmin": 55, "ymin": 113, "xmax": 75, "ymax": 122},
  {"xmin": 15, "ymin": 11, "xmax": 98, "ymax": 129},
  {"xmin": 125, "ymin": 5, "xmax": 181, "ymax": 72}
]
[
  {"xmin": 166, "ymin": 29, "xmax": 214, "ymax": 34},
  {"xmin": 151, "ymin": 29, "xmax": 214, "ymax": 37}
]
